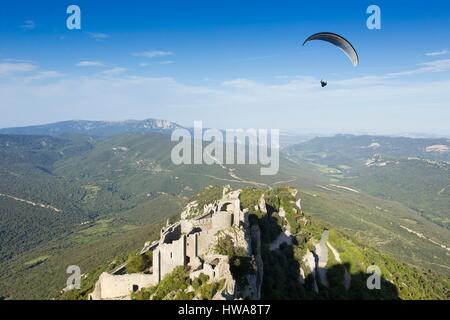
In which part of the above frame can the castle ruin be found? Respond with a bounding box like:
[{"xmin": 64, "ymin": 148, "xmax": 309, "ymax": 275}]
[{"xmin": 89, "ymin": 189, "xmax": 250, "ymax": 300}]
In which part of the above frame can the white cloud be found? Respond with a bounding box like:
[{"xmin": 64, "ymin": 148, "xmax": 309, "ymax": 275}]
[
  {"xmin": 0, "ymin": 61, "xmax": 63, "ymax": 81},
  {"xmin": 133, "ymin": 50, "xmax": 173, "ymax": 58},
  {"xmin": 425, "ymin": 49, "xmax": 448, "ymax": 57},
  {"xmin": 97, "ymin": 67, "xmax": 127, "ymax": 76},
  {"xmin": 21, "ymin": 20, "xmax": 35, "ymax": 30},
  {"xmin": 388, "ymin": 59, "xmax": 450, "ymax": 76},
  {"xmin": 1, "ymin": 58, "xmax": 449, "ymax": 135},
  {"xmin": 25, "ymin": 71, "xmax": 65, "ymax": 81},
  {"xmin": 2, "ymin": 71, "xmax": 449, "ymax": 128},
  {"xmin": 3, "ymin": 58, "xmax": 34, "ymax": 63},
  {"xmin": 0, "ymin": 62, "xmax": 36, "ymax": 76},
  {"xmin": 222, "ymin": 79, "xmax": 262, "ymax": 90},
  {"xmin": 76, "ymin": 61, "xmax": 104, "ymax": 67},
  {"xmin": 138, "ymin": 60, "xmax": 174, "ymax": 67},
  {"xmin": 335, "ymin": 59, "xmax": 450, "ymax": 86},
  {"xmin": 87, "ymin": 32, "xmax": 111, "ymax": 40}
]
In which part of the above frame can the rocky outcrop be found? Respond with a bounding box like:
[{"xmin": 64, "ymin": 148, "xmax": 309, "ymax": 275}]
[
  {"xmin": 258, "ymin": 194, "xmax": 267, "ymax": 214},
  {"xmin": 251, "ymin": 224, "xmax": 263, "ymax": 300},
  {"xmin": 180, "ymin": 200, "xmax": 200, "ymax": 219},
  {"xmin": 300, "ymin": 229, "xmax": 352, "ymax": 294}
]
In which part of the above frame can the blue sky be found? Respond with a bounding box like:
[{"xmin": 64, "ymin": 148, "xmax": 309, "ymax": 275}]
[{"xmin": 0, "ymin": 0, "xmax": 449, "ymax": 135}]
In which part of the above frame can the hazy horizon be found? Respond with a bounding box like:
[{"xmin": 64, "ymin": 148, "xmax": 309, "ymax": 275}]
[{"xmin": 1, "ymin": 117, "xmax": 449, "ymax": 139}]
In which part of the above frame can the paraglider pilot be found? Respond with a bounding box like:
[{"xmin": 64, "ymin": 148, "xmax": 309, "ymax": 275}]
[{"xmin": 303, "ymin": 32, "xmax": 359, "ymax": 88}]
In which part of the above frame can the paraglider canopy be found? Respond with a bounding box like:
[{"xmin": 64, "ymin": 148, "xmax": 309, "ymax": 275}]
[{"xmin": 303, "ymin": 32, "xmax": 359, "ymax": 67}]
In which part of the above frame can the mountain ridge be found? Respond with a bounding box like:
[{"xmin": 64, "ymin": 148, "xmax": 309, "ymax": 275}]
[{"xmin": 0, "ymin": 119, "xmax": 185, "ymax": 137}]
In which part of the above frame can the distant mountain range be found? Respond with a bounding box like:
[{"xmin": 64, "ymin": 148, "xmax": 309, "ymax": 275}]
[
  {"xmin": 4, "ymin": 120, "xmax": 447, "ymax": 148},
  {"xmin": 0, "ymin": 119, "xmax": 316, "ymax": 148},
  {"xmin": 0, "ymin": 119, "xmax": 184, "ymax": 137},
  {"xmin": 286, "ymin": 134, "xmax": 450, "ymax": 229}
]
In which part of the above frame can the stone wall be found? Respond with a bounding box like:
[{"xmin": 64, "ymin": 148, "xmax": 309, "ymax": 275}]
[
  {"xmin": 212, "ymin": 211, "xmax": 233, "ymax": 235},
  {"xmin": 186, "ymin": 233, "xmax": 198, "ymax": 263},
  {"xmin": 89, "ymin": 272, "xmax": 155, "ymax": 300},
  {"xmin": 90, "ymin": 188, "xmax": 248, "ymax": 300},
  {"xmin": 153, "ymin": 235, "xmax": 186, "ymax": 283},
  {"xmin": 191, "ymin": 217, "xmax": 212, "ymax": 228},
  {"xmin": 196, "ymin": 229, "xmax": 212, "ymax": 256}
]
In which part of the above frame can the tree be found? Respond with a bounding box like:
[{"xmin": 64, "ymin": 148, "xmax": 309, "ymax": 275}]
[{"xmin": 126, "ymin": 254, "xmax": 145, "ymax": 274}]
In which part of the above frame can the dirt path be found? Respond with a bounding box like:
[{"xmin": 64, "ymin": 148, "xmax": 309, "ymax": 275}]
[
  {"xmin": 327, "ymin": 241, "xmax": 351, "ymax": 290},
  {"xmin": 327, "ymin": 242, "xmax": 341, "ymax": 262},
  {"xmin": 227, "ymin": 169, "xmax": 266, "ymax": 186},
  {"xmin": 202, "ymin": 151, "xmax": 267, "ymax": 187},
  {"xmin": 202, "ymin": 174, "xmax": 266, "ymax": 187},
  {"xmin": 273, "ymin": 178, "xmax": 297, "ymax": 185},
  {"xmin": 316, "ymin": 184, "xmax": 338, "ymax": 193},
  {"xmin": 329, "ymin": 184, "xmax": 360, "ymax": 193},
  {"xmin": 438, "ymin": 185, "xmax": 450, "ymax": 195},
  {"xmin": 400, "ymin": 225, "xmax": 450, "ymax": 252},
  {"xmin": 0, "ymin": 192, "xmax": 61, "ymax": 213},
  {"xmin": 315, "ymin": 230, "xmax": 329, "ymax": 287}
]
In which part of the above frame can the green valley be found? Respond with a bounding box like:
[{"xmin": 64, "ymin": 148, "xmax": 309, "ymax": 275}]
[{"xmin": 0, "ymin": 127, "xmax": 449, "ymax": 299}]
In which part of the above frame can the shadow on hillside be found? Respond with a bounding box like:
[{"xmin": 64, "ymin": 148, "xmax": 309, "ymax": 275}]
[
  {"xmin": 250, "ymin": 210, "xmax": 400, "ymax": 300},
  {"xmin": 250, "ymin": 207, "xmax": 306, "ymax": 299},
  {"xmin": 312, "ymin": 262, "xmax": 400, "ymax": 300}
]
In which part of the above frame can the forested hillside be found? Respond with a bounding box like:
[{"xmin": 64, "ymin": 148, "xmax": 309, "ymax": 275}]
[
  {"xmin": 286, "ymin": 134, "xmax": 450, "ymax": 228},
  {"xmin": 0, "ymin": 130, "xmax": 449, "ymax": 299}
]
